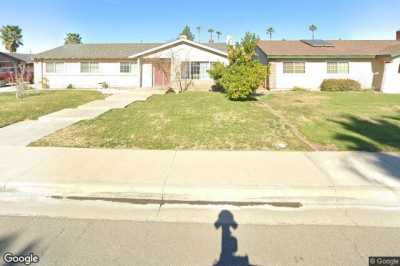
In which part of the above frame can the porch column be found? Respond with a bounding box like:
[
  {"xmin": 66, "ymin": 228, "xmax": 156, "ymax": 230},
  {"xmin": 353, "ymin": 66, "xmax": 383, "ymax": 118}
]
[{"xmin": 138, "ymin": 57, "xmax": 142, "ymax": 88}]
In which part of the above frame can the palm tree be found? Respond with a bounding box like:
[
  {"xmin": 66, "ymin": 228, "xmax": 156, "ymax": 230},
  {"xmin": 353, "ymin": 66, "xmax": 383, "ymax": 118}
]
[
  {"xmin": 266, "ymin": 27, "xmax": 274, "ymax": 40},
  {"xmin": 64, "ymin": 33, "xmax": 82, "ymax": 44},
  {"xmin": 196, "ymin": 26, "xmax": 201, "ymax": 42},
  {"xmin": 208, "ymin": 28, "xmax": 214, "ymax": 43},
  {"xmin": 0, "ymin": 25, "xmax": 23, "ymax": 52},
  {"xmin": 216, "ymin": 31, "xmax": 222, "ymax": 42},
  {"xmin": 309, "ymin": 24, "xmax": 318, "ymax": 40}
]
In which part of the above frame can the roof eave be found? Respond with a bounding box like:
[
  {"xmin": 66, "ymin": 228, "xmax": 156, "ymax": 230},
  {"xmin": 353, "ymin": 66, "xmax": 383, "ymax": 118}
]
[
  {"xmin": 267, "ymin": 54, "xmax": 377, "ymax": 60},
  {"xmin": 34, "ymin": 57, "xmax": 136, "ymax": 61},
  {"xmin": 0, "ymin": 52, "xmax": 26, "ymax": 62},
  {"xmin": 128, "ymin": 39, "xmax": 227, "ymax": 58}
]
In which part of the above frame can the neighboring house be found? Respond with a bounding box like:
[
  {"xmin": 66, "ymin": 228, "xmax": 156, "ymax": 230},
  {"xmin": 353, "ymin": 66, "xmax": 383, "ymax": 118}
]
[
  {"xmin": 0, "ymin": 52, "xmax": 34, "ymax": 68},
  {"xmin": 33, "ymin": 35, "xmax": 228, "ymax": 89},
  {"xmin": 0, "ymin": 52, "xmax": 34, "ymax": 83},
  {"xmin": 257, "ymin": 31, "xmax": 400, "ymax": 93}
]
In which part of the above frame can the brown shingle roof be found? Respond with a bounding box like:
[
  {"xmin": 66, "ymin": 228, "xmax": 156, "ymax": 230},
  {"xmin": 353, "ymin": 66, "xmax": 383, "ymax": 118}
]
[
  {"xmin": 34, "ymin": 42, "xmax": 227, "ymax": 60},
  {"xmin": 257, "ymin": 40, "xmax": 400, "ymax": 58},
  {"xmin": 380, "ymin": 42, "xmax": 400, "ymax": 57},
  {"xmin": 0, "ymin": 52, "xmax": 34, "ymax": 63}
]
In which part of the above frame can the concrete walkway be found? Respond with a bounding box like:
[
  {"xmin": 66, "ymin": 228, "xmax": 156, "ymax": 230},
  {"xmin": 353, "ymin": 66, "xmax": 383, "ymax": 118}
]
[
  {"xmin": 0, "ymin": 89, "xmax": 163, "ymax": 146},
  {"xmin": 0, "ymin": 147, "xmax": 399, "ymax": 207}
]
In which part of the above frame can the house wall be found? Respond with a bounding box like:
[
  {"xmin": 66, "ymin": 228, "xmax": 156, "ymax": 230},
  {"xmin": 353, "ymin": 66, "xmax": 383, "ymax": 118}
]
[
  {"xmin": 382, "ymin": 57, "xmax": 400, "ymax": 93},
  {"xmin": 144, "ymin": 43, "xmax": 228, "ymax": 89},
  {"xmin": 34, "ymin": 43, "xmax": 227, "ymax": 89},
  {"xmin": 34, "ymin": 61, "xmax": 139, "ymax": 89},
  {"xmin": 270, "ymin": 60, "xmax": 374, "ymax": 90}
]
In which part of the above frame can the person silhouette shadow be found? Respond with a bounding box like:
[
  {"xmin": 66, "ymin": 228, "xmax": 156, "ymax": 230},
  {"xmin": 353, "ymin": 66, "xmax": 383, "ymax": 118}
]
[{"xmin": 213, "ymin": 210, "xmax": 252, "ymax": 266}]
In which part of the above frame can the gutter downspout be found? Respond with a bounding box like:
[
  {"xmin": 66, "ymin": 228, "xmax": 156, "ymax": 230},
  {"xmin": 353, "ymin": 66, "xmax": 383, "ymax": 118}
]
[{"xmin": 381, "ymin": 60, "xmax": 388, "ymax": 92}]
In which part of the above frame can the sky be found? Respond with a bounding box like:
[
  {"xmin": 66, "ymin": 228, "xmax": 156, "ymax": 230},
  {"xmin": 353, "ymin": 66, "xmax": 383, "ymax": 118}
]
[{"xmin": 0, "ymin": 0, "xmax": 399, "ymax": 53}]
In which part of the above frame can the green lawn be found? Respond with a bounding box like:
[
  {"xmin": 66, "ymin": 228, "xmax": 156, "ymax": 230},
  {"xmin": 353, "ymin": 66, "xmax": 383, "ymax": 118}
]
[
  {"xmin": 261, "ymin": 91, "xmax": 400, "ymax": 151},
  {"xmin": 31, "ymin": 92, "xmax": 308, "ymax": 150},
  {"xmin": 31, "ymin": 90, "xmax": 400, "ymax": 151},
  {"xmin": 0, "ymin": 90, "xmax": 105, "ymax": 128}
]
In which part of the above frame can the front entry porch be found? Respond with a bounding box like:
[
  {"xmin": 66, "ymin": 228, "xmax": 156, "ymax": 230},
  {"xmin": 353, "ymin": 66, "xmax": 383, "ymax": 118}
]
[{"xmin": 139, "ymin": 58, "xmax": 171, "ymax": 89}]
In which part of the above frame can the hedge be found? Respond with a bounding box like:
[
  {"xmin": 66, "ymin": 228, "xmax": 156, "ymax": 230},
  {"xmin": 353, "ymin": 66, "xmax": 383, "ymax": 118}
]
[{"xmin": 320, "ymin": 79, "xmax": 361, "ymax": 91}]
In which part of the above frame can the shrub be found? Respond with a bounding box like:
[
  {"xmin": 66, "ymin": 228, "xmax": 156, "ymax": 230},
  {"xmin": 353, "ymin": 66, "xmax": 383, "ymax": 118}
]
[
  {"xmin": 208, "ymin": 62, "xmax": 225, "ymax": 89},
  {"xmin": 0, "ymin": 79, "xmax": 7, "ymax": 87},
  {"xmin": 166, "ymin": 87, "xmax": 175, "ymax": 94},
  {"xmin": 66, "ymin": 84, "xmax": 75, "ymax": 89},
  {"xmin": 219, "ymin": 62, "xmax": 267, "ymax": 101},
  {"xmin": 320, "ymin": 79, "xmax": 361, "ymax": 91},
  {"xmin": 40, "ymin": 78, "xmax": 49, "ymax": 89},
  {"xmin": 99, "ymin": 82, "xmax": 109, "ymax": 89},
  {"xmin": 292, "ymin": 86, "xmax": 307, "ymax": 92}
]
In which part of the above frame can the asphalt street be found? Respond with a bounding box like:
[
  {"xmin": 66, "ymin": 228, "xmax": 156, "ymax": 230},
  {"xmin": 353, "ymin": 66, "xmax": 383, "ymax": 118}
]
[{"xmin": 0, "ymin": 207, "xmax": 399, "ymax": 266}]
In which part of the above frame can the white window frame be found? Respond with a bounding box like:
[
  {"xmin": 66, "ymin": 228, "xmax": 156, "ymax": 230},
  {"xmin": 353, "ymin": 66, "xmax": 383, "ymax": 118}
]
[
  {"xmin": 283, "ymin": 62, "xmax": 305, "ymax": 74},
  {"xmin": 327, "ymin": 61, "xmax": 349, "ymax": 74},
  {"xmin": 46, "ymin": 62, "xmax": 64, "ymax": 73},
  {"xmin": 80, "ymin": 62, "xmax": 99, "ymax": 73},
  {"xmin": 120, "ymin": 62, "xmax": 136, "ymax": 73},
  {"xmin": 181, "ymin": 61, "xmax": 212, "ymax": 80}
]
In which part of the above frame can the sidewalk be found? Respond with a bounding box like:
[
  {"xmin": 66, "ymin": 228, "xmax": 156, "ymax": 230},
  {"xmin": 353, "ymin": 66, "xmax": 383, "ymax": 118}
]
[
  {"xmin": 1, "ymin": 147, "xmax": 399, "ymax": 207},
  {"xmin": 0, "ymin": 89, "xmax": 163, "ymax": 146}
]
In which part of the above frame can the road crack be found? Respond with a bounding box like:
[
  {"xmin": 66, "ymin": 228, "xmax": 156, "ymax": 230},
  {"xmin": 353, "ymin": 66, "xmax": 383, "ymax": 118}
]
[{"xmin": 158, "ymin": 150, "xmax": 177, "ymax": 216}]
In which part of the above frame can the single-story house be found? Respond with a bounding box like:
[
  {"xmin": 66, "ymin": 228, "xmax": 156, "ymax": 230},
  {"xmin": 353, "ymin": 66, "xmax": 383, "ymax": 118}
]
[
  {"xmin": 0, "ymin": 52, "xmax": 34, "ymax": 83},
  {"xmin": 0, "ymin": 52, "xmax": 34, "ymax": 68},
  {"xmin": 256, "ymin": 31, "xmax": 400, "ymax": 93},
  {"xmin": 33, "ymin": 35, "xmax": 228, "ymax": 89}
]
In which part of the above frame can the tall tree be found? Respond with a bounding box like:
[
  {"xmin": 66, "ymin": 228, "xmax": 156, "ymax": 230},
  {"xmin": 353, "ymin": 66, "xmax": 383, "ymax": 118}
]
[
  {"xmin": 309, "ymin": 24, "xmax": 318, "ymax": 40},
  {"xmin": 208, "ymin": 28, "xmax": 215, "ymax": 43},
  {"xmin": 0, "ymin": 25, "xmax": 23, "ymax": 52},
  {"xmin": 266, "ymin": 27, "xmax": 274, "ymax": 40},
  {"xmin": 64, "ymin": 33, "xmax": 82, "ymax": 44},
  {"xmin": 216, "ymin": 31, "xmax": 222, "ymax": 42},
  {"xmin": 180, "ymin": 25, "xmax": 195, "ymax": 41},
  {"xmin": 196, "ymin": 26, "xmax": 201, "ymax": 42}
]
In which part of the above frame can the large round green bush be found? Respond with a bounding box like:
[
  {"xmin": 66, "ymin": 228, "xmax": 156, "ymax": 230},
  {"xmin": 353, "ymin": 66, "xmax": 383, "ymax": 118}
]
[
  {"xmin": 219, "ymin": 62, "xmax": 266, "ymax": 100},
  {"xmin": 320, "ymin": 79, "xmax": 362, "ymax": 91}
]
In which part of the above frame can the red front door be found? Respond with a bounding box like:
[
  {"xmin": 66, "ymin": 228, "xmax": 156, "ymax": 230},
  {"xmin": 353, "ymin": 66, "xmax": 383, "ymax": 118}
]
[{"xmin": 153, "ymin": 62, "xmax": 170, "ymax": 87}]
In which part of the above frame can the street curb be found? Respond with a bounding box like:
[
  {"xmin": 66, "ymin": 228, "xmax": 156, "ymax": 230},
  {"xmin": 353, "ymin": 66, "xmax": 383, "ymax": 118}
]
[{"xmin": 2, "ymin": 181, "xmax": 400, "ymax": 207}]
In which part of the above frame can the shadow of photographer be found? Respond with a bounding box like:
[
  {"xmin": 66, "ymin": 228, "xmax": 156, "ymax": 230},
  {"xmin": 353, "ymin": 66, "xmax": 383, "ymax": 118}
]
[{"xmin": 213, "ymin": 210, "xmax": 258, "ymax": 266}]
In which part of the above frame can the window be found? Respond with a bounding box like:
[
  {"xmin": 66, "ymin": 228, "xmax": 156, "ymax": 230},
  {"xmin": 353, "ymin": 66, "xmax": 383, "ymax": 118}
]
[
  {"xmin": 46, "ymin": 62, "xmax": 64, "ymax": 73},
  {"xmin": 191, "ymin": 62, "xmax": 200, "ymax": 79},
  {"xmin": 327, "ymin": 62, "xmax": 349, "ymax": 74},
  {"xmin": 283, "ymin": 62, "xmax": 305, "ymax": 73},
  {"xmin": 180, "ymin": 62, "xmax": 212, "ymax": 80},
  {"xmin": 181, "ymin": 62, "xmax": 190, "ymax": 79},
  {"xmin": 200, "ymin": 63, "xmax": 210, "ymax": 80},
  {"xmin": 120, "ymin": 63, "xmax": 137, "ymax": 73},
  {"xmin": 80, "ymin": 62, "xmax": 99, "ymax": 73}
]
